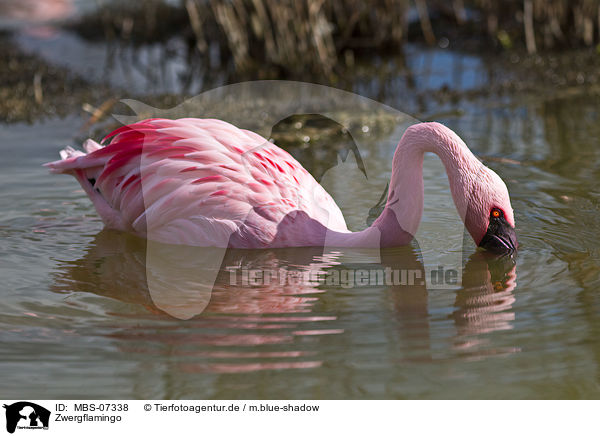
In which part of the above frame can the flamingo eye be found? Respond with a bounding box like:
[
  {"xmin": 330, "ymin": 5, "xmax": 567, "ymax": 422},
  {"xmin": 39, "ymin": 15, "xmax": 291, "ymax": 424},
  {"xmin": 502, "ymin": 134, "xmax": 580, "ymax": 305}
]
[{"xmin": 491, "ymin": 208, "xmax": 502, "ymax": 218}]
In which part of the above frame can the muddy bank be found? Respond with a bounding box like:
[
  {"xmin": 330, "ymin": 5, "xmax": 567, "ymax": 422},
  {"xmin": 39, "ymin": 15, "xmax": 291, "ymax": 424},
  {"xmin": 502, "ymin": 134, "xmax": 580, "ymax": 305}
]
[
  {"xmin": 2, "ymin": 26, "xmax": 600, "ymax": 126},
  {"xmin": 0, "ymin": 33, "xmax": 104, "ymax": 123}
]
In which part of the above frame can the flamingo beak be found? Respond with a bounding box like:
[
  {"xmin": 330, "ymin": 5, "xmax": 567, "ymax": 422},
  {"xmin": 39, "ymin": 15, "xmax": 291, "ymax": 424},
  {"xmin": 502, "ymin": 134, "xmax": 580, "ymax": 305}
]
[{"xmin": 478, "ymin": 217, "xmax": 518, "ymax": 254}]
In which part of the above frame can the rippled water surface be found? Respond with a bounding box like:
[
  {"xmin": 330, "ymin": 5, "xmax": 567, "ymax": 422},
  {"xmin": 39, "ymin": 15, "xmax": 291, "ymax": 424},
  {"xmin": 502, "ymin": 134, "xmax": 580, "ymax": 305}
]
[{"xmin": 1, "ymin": 38, "xmax": 600, "ymax": 398}]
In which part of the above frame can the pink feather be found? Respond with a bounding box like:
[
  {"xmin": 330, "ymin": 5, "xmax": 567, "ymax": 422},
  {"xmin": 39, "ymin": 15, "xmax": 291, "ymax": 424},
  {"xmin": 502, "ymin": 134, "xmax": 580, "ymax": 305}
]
[{"xmin": 45, "ymin": 119, "xmax": 516, "ymax": 251}]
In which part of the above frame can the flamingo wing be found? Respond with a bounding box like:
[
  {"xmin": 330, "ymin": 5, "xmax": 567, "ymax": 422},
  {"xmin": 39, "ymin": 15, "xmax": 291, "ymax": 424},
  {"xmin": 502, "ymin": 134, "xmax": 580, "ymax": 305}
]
[{"xmin": 45, "ymin": 118, "xmax": 348, "ymax": 247}]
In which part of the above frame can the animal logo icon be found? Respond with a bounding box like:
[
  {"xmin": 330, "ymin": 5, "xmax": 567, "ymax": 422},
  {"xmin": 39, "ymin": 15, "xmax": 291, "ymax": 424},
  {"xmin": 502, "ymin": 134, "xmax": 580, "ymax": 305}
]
[{"xmin": 3, "ymin": 402, "xmax": 50, "ymax": 434}]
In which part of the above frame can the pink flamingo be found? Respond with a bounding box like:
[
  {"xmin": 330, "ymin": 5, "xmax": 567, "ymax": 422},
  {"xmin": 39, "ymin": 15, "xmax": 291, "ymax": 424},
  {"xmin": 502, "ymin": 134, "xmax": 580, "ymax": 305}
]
[{"xmin": 45, "ymin": 119, "xmax": 517, "ymax": 253}]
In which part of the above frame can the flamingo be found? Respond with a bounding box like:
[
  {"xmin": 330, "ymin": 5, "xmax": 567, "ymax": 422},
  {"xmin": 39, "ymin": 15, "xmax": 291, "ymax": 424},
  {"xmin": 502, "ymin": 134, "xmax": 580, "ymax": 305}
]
[{"xmin": 44, "ymin": 118, "xmax": 517, "ymax": 253}]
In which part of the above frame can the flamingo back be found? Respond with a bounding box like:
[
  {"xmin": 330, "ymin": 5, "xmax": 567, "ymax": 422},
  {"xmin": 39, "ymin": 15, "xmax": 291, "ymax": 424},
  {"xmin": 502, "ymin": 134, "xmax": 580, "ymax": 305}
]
[{"xmin": 45, "ymin": 118, "xmax": 348, "ymax": 247}]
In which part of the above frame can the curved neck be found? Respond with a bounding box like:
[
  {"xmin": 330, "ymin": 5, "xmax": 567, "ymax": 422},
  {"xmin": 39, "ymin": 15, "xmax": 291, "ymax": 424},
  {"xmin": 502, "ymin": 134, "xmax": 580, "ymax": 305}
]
[
  {"xmin": 375, "ymin": 122, "xmax": 483, "ymax": 246},
  {"xmin": 318, "ymin": 123, "xmax": 483, "ymax": 249}
]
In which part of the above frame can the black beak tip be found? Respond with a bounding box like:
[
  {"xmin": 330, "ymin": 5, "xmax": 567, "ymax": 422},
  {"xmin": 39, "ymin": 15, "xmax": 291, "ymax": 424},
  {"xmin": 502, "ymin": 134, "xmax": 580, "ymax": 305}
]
[{"xmin": 478, "ymin": 223, "xmax": 518, "ymax": 255}]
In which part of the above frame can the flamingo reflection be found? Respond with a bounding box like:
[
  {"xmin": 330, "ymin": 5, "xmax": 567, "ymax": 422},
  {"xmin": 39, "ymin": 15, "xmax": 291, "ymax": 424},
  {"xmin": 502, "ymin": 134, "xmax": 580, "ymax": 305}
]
[
  {"xmin": 52, "ymin": 230, "xmax": 518, "ymax": 374},
  {"xmin": 451, "ymin": 252, "xmax": 519, "ymax": 358}
]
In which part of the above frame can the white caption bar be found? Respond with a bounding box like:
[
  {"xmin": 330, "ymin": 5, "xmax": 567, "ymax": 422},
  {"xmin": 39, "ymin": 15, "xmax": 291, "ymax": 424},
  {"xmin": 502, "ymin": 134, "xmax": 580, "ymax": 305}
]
[{"xmin": 1, "ymin": 400, "xmax": 597, "ymax": 436}]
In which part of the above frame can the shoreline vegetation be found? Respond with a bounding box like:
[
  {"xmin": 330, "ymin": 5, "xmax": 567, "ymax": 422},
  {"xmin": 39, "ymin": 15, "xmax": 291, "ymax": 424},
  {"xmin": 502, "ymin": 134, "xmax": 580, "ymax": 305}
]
[
  {"xmin": 68, "ymin": 0, "xmax": 600, "ymax": 76},
  {"xmin": 2, "ymin": 0, "xmax": 600, "ymax": 123}
]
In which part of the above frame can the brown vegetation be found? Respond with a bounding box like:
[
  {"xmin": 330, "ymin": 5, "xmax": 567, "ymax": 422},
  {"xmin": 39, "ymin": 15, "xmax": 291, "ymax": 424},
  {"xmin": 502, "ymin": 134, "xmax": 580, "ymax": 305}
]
[{"xmin": 69, "ymin": 0, "xmax": 600, "ymax": 77}]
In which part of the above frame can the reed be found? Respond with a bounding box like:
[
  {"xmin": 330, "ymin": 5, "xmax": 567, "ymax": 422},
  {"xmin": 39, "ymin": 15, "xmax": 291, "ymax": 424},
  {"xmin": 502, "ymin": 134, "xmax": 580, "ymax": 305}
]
[
  {"xmin": 184, "ymin": 0, "xmax": 411, "ymax": 76},
  {"xmin": 69, "ymin": 0, "xmax": 600, "ymax": 77},
  {"xmin": 468, "ymin": 0, "xmax": 600, "ymax": 52}
]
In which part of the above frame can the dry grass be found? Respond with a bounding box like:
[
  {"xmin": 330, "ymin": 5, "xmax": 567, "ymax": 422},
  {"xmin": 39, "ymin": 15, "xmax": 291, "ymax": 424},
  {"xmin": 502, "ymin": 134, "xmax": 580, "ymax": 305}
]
[
  {"xmin": 69, "ymin": 0, "xmax": 600, "ymax": 78},
  {"xmin": 466, "ymin": 0, "xmax": 600, "ymax": 52},
  {"xmin": 185, "ymin": 0, "xmax": 410, "ymax": 76}
]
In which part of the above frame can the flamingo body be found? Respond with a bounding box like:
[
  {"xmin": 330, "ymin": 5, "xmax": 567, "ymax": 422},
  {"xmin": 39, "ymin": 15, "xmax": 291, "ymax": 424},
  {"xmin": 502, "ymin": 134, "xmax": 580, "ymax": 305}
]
[
  {"xmin": 45, "ymin": 118, "xmax": 347, "ymax": 248},
  {"xmin": 46, "ymin": 119, "xmax": 517, "ymax": 252}
]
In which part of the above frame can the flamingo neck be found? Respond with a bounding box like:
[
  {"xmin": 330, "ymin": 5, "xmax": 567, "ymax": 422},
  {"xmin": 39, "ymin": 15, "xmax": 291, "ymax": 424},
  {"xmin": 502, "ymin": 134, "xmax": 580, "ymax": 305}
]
[
  {"xmin": 375, "ymin": 122, "xmax": 484, "ymax": 247},
  {"xmin": 323, "ymin": 123, "xmax": 483, "ymax": 248}
]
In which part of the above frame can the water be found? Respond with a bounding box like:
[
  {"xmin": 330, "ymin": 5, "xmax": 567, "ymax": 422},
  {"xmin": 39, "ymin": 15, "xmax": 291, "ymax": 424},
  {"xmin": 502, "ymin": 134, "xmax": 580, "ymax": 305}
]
[{"xmin": 1, "ymin": 32, "xmax": 600, "ymax": 399}]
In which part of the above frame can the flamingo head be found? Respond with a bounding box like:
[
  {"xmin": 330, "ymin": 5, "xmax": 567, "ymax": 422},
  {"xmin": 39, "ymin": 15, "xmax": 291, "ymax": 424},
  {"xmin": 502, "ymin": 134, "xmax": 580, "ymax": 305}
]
[{"xmin": 464, "ymin": 167, "xmax": 517, "ymax": 255}]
